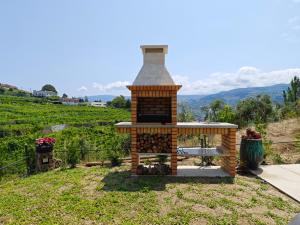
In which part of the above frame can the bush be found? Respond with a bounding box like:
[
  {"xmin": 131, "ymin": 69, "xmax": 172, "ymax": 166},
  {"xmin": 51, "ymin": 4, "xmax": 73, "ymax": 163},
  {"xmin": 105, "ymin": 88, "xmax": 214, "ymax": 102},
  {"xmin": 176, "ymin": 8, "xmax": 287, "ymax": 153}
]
[
  {"xmin": 66, "ymin": 138, "xmax": 80, "ymax": 168},
  {"xmin": 24, "ymin": 144, "xmax": 36, "ymax": 175}
]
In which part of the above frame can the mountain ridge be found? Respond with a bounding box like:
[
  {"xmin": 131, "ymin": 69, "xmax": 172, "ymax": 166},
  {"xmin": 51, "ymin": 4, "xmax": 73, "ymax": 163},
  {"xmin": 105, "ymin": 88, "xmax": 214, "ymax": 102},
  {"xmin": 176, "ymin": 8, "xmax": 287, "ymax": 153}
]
[{"xmin": 86, "ymin": 83, "xmax": 289, "ymax": 105}]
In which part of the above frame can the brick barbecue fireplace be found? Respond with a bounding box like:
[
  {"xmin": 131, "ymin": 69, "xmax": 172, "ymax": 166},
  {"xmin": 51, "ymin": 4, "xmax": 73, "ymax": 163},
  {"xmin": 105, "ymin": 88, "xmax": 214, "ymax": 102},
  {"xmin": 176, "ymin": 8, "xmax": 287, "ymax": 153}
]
[{"xmin": 116, "ymin": 45, "xmax": 238, "ymax": 177}]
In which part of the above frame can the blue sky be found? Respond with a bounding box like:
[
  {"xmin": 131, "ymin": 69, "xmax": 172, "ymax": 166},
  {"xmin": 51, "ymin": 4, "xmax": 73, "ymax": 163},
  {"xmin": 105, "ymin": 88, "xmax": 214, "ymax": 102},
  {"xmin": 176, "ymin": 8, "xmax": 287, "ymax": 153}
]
[{"xmin": 1, "ymin": 0, "xmax": 300, "ymax": 96}]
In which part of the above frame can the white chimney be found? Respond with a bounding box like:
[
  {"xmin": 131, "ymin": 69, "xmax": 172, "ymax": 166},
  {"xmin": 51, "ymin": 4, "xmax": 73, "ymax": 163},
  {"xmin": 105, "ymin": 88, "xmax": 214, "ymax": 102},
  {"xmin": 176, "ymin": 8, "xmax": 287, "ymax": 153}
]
[{"xmin": 132, "ymin": 45, "xmax": 175, "ymax": 86}]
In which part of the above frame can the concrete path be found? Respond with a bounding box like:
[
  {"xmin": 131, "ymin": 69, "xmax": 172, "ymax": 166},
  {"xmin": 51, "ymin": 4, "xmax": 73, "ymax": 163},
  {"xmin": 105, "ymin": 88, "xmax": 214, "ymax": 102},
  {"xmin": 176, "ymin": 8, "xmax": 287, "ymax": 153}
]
[
  {"xmin": 177, "ymin": 166, "xmax": 230, "ymax": 177},
  {"xmin": 251, "ymin": 164, "xmax": 300, "ymax": 202}
]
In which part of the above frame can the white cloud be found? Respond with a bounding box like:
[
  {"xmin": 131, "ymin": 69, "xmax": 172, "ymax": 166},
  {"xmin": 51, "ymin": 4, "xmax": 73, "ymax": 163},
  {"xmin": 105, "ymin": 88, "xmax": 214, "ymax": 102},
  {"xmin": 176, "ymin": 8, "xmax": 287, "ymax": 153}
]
[
  {"xmin": 292, "ymin": 25, "xmax": 300, "ymax": 30},
  {"xmin": 92, "ymin": 81, "xmax": 130, "ymax": 92},
  {"xmin": 78, "ymin": 86, "xmax": 87, "ymax": 91},
  {"xmin": 237, "ymin": 66, "xmax": 260, "ymax": 75},
  {"xmin": 288, "ymin": 16, "xmax": 299, "ymax": 24},
  {"xmin": 172, "ymin": 67, "xmax": 300, "ymax": 95}
]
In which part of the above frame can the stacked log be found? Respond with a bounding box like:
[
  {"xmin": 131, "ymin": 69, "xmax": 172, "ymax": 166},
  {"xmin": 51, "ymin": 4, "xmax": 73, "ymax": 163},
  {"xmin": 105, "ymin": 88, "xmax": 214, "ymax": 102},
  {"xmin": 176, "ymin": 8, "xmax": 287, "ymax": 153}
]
[{"xmin": 137, "ymin": 133, "xmax": 171, "ymax": 153}]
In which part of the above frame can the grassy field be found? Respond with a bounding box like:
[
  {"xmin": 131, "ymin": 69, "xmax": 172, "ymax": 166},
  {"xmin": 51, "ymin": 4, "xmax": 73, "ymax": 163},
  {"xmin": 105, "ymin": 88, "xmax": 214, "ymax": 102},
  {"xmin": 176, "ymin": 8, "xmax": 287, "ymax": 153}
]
[{"xmin": 0, "ymin": 166, "xmax": 299, "ymax": 225}]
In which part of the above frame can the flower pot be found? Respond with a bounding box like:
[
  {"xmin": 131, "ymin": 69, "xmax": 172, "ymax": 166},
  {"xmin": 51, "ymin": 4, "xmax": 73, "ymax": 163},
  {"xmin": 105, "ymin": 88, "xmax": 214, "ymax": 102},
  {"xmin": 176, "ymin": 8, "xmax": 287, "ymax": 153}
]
[
  {"xmin": 36, "ymin": 144, "xmax": 53, "ymax": 153},
  {"xmin": 240, "ymin": 139, "xmax": 264, "ymax": 170}
]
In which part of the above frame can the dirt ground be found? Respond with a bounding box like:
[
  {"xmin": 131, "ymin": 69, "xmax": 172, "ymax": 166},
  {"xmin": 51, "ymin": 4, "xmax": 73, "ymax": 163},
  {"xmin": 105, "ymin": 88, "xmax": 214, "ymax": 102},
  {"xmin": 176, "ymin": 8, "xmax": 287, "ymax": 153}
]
[{"xmin": 238, "ymin": 118, "xmax": 300, "ymax": 164}]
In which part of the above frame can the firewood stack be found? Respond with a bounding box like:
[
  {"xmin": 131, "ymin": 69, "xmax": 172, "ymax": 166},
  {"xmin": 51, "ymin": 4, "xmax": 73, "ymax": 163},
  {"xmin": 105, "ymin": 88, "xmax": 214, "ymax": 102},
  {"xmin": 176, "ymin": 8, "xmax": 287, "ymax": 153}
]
[{"xmin": 137, "ymin": 133, "xmax": 171, "ymax": 153}]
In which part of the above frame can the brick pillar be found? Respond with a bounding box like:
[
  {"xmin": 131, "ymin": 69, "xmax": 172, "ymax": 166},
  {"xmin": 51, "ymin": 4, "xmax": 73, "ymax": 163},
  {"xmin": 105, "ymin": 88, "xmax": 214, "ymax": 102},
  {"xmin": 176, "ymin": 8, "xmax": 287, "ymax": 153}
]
[
  {"xmin": 171, "ymin": 128, "xmax": 178, "ymax": 175},
  {"xmin": 131, "ymin": 91, "xmax": 137, "ymax": 124},
  {"xmin": 171, "ymin": 90, "xmax": 177, "ymax": 125},
  {"xmin": 131, "ymin": 128, "xmax": 138, "ymax": 174},
  {"xmin": 221, "ymin": 128, "xmax": 237, "ymax": 177}
]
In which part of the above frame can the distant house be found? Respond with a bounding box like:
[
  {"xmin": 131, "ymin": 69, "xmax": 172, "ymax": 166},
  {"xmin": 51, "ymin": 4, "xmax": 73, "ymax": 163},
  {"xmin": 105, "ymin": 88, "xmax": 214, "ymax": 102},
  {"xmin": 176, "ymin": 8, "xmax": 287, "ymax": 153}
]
[
  {"xmin": 60, "ymin": 98, "xmax": 80, "ymax": 106},
  {"xmin": 33, "ymin": 90, "xmax": 57, "ymax": 97},
  {"xmin": 91, "ymin": 101, "xmax": 107, "ymax": 107}
]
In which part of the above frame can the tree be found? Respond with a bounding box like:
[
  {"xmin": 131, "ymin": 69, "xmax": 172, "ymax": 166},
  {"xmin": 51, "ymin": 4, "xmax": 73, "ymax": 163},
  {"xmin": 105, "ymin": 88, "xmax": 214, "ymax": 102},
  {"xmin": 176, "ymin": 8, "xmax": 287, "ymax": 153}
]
[
  {"xmin": 218, "ymin": 105, "xmax": 236, "ymax": 123},
  {"xmin": 177, "ymin": 102, "xmax": 195, "ymax": 122},
  {"xmin": 41, "ymin": 84, "xmax": 57, "ymax": 93},
  {"xmin": 201, "ymin": 99, "xmax": 225, "ymax": 122},
  {"xmin": 110, "ymin": 95, "xmax": 130, "ymax": 109},
  {"xmin": 282, "ymin": 76, "xmax": 300, "ymax": 117},
  {"xmin": 62, "ymin": 93, "xmax": 68, "ymax": 98},
  {"xmin": 283, "ymin": 76, "xmax": 300, "ymax": 104},
  {"xmin": 65, "ymin": 138, "xmax": 80, "ymax": 168},
  {"xmin": 236, "ymin": 94, "xmax": 273, "ymax": 126}
]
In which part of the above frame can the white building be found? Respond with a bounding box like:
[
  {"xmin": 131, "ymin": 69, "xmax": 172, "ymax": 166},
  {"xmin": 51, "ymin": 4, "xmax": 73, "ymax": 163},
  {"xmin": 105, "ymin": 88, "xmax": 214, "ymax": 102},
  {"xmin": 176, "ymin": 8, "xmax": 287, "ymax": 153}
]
[
  {"xmin": 91, "ymin": 102, "xmax": 107, "ymax": 107},
  {"xmin": 33, "ymin": 90, "xmax": 57, "ymax": 97}
]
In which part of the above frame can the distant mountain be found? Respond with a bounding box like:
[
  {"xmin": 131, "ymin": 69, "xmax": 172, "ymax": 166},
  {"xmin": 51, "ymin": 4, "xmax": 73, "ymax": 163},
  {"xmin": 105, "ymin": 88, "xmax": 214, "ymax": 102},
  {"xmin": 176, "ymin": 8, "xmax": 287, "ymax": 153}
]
[
  {"xmin": 179, "ymin": 83, "xmax": 289, "ymax": 106},
  {"xmin": 178, "ymin": 83, "xmax": 289, "ymax": 119},
  {"xmin": 85, "ymin": 84, "xmax": 289, "ymax": 107}
]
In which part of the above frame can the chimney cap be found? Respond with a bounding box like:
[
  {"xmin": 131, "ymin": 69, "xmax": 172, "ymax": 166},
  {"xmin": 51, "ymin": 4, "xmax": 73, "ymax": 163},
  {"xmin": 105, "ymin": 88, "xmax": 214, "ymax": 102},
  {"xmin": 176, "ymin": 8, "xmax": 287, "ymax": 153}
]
[{"xmin": 140, "ymin": 45, "xmax": 168, "ymax": 54}]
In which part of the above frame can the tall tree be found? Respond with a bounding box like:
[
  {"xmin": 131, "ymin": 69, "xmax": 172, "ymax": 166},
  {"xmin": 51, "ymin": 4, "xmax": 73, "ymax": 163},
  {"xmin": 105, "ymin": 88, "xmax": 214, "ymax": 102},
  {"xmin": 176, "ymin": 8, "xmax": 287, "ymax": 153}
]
[
  {"xmin": 41, "ymin": 84, "xmax": 57, "ymax": 93},
  {"xmin": 283, "ymin": 76, "xmax": 300, "ymax": 103},
  {"xmin": 110, "ymin": 95, "xmax": 130, "ymax": 109}
]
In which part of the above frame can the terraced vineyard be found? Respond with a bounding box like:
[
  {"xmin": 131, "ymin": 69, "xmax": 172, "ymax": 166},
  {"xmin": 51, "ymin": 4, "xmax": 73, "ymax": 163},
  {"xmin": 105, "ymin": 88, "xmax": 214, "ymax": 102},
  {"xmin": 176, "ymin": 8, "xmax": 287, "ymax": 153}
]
[{"xmin": 0, "ymin": 95, "xmax": 130, "ymax": 177}]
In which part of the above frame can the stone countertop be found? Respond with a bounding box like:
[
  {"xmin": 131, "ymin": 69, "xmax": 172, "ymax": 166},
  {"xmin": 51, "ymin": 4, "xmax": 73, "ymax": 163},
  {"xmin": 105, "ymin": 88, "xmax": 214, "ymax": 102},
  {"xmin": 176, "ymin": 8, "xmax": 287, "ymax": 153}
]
[{"xmin": 115, "ymin": 122, "xmax": 238, "ymax": 129}]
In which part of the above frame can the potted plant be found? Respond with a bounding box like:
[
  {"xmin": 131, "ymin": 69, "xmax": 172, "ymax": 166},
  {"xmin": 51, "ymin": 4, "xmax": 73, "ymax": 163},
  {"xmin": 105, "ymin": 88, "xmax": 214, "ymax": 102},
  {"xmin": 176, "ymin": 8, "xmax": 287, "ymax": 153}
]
[
  {"xmin": 35, "ymin": 137, "xmax": 56, "ymax": 153},
  {"xmin": 240, "ymin": 128, "xmax": 264, "ymax": 170}
]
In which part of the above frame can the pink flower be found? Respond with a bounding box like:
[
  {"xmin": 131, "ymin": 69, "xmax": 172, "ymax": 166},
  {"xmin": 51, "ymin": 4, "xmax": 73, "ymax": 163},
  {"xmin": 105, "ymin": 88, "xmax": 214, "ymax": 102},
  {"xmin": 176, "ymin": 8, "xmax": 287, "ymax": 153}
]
[{"xmin": 36, "ymin": 137, "xmax": 56, "ymax": 145}]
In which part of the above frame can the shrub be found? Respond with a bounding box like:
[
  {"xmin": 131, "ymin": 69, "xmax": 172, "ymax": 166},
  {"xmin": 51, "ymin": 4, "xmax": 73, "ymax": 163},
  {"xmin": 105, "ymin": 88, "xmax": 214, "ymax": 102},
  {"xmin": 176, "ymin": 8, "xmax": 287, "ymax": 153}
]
[{"xmin": 66, "ymin": 138, "xmax": 80, "ymax": 168}]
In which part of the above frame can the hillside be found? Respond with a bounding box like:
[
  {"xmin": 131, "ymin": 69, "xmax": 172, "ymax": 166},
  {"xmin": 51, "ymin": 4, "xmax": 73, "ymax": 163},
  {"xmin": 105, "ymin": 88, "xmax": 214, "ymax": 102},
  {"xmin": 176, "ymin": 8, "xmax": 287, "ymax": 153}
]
[
  {"xmin": 0, "ymin": 83, "xmax": 31, "ymax": 97},
  {"xmin": 237, "ymin": 118, "xmax": 300, "ymax": 164},
  {"xmin": 179, "ymin": 83, "xmax": 288, "ymax": 106},
  {"xmin": 86, "ymin": 84, "xmax": 288, "ymax": 109},
  {"xmin": 0, "ymin": 95, "xmax": 130, "ymax": 176},
  {"xmin": 177, "ymin": 84, "xmax": 289, "ymax": 119}
]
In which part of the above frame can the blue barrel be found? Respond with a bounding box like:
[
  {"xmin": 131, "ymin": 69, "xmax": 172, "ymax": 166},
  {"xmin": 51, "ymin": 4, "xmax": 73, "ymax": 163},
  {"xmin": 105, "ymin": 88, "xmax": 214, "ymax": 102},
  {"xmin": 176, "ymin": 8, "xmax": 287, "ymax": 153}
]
[{"xmin": 240, "ymin": 139, "xmax": 264, "ymax": 170}]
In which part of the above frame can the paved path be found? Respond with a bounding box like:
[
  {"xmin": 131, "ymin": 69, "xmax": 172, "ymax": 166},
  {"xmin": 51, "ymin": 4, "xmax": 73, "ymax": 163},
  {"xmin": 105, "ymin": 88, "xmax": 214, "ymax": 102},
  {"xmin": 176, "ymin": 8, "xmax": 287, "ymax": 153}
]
[
  {"xmin": 177, "ymin": 166, "xmax": 230, "ymax": 177},
  {"xmin": 251, "ymin": 164, "xmax": 300, "ymax": 202}
]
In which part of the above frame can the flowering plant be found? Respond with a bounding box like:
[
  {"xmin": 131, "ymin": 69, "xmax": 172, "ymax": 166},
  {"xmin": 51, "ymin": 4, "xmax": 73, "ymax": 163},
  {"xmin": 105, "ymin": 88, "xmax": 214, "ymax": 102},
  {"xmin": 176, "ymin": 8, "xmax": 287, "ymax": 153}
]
[
  {"xmin": 36, "ymin": 137, "xmax": 56, "ymax": 146},
  {"xmin": 241, "ymin": 128, "xmax": 262, "ymax": 140}
]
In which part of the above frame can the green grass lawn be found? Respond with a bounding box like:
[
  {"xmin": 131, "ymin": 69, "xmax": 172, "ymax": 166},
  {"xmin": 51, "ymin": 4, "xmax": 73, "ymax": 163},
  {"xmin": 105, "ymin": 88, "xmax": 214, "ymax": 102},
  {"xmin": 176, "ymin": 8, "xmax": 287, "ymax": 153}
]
[{"xmin": 0, "ymin": 166, "xmax": 299, "ymax": 225}]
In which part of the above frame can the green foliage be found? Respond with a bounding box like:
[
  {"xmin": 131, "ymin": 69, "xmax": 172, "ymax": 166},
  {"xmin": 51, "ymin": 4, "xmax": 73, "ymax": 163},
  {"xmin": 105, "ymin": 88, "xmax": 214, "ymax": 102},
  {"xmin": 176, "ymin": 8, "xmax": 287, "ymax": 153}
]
[
  {"xmin": 0, "ymin": 87, "xmax": 31, "ymax": 97},
  {"xmin": 177, "ymin": 102, "xmax": 195, "ymax": 122},
  {"xmin": 41, "ymin": 84, "xmax": 57, "ymax": 93},
  {"xmin": 255, "ymin": 123, "xmax": 273, "ymax": 160},
  {"xmin": 201, "ymin": 100, "xmax": 236, "ymax": 123},
  {"xmin": 0, "ymin": 95, "xmax": 130, "ymax": 176},
  {"xmin": 216, "ymin": 104, "xmax": 236, "ymax": 123},
  {"xmin": 24, "ymin": 144, "xmax": 36, "ymax": 175},
  {"xmin": 65, "ymin": 138, "xmax": 80, "ymax": 168},
  {"xmin": 283, "ymin": 76, "xmax": 300, "ymax": 103},
  {"xmin": 282, "ymin": 76, "xmax": 300, "ymax": 118},
  {"xmin": 47, "ymin": 96, "xmax": 60, "ymax": 101},
  {"xmin": 107, "ymin": 95, "xmax": 130, "ymax": 109},
  {"xmin": 202, "ymin": 100, "xmax": 225, "ymax": 121},
  {"xmin": 236, "ymin": 95, "xmax": 274, "ymax": 126}
]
